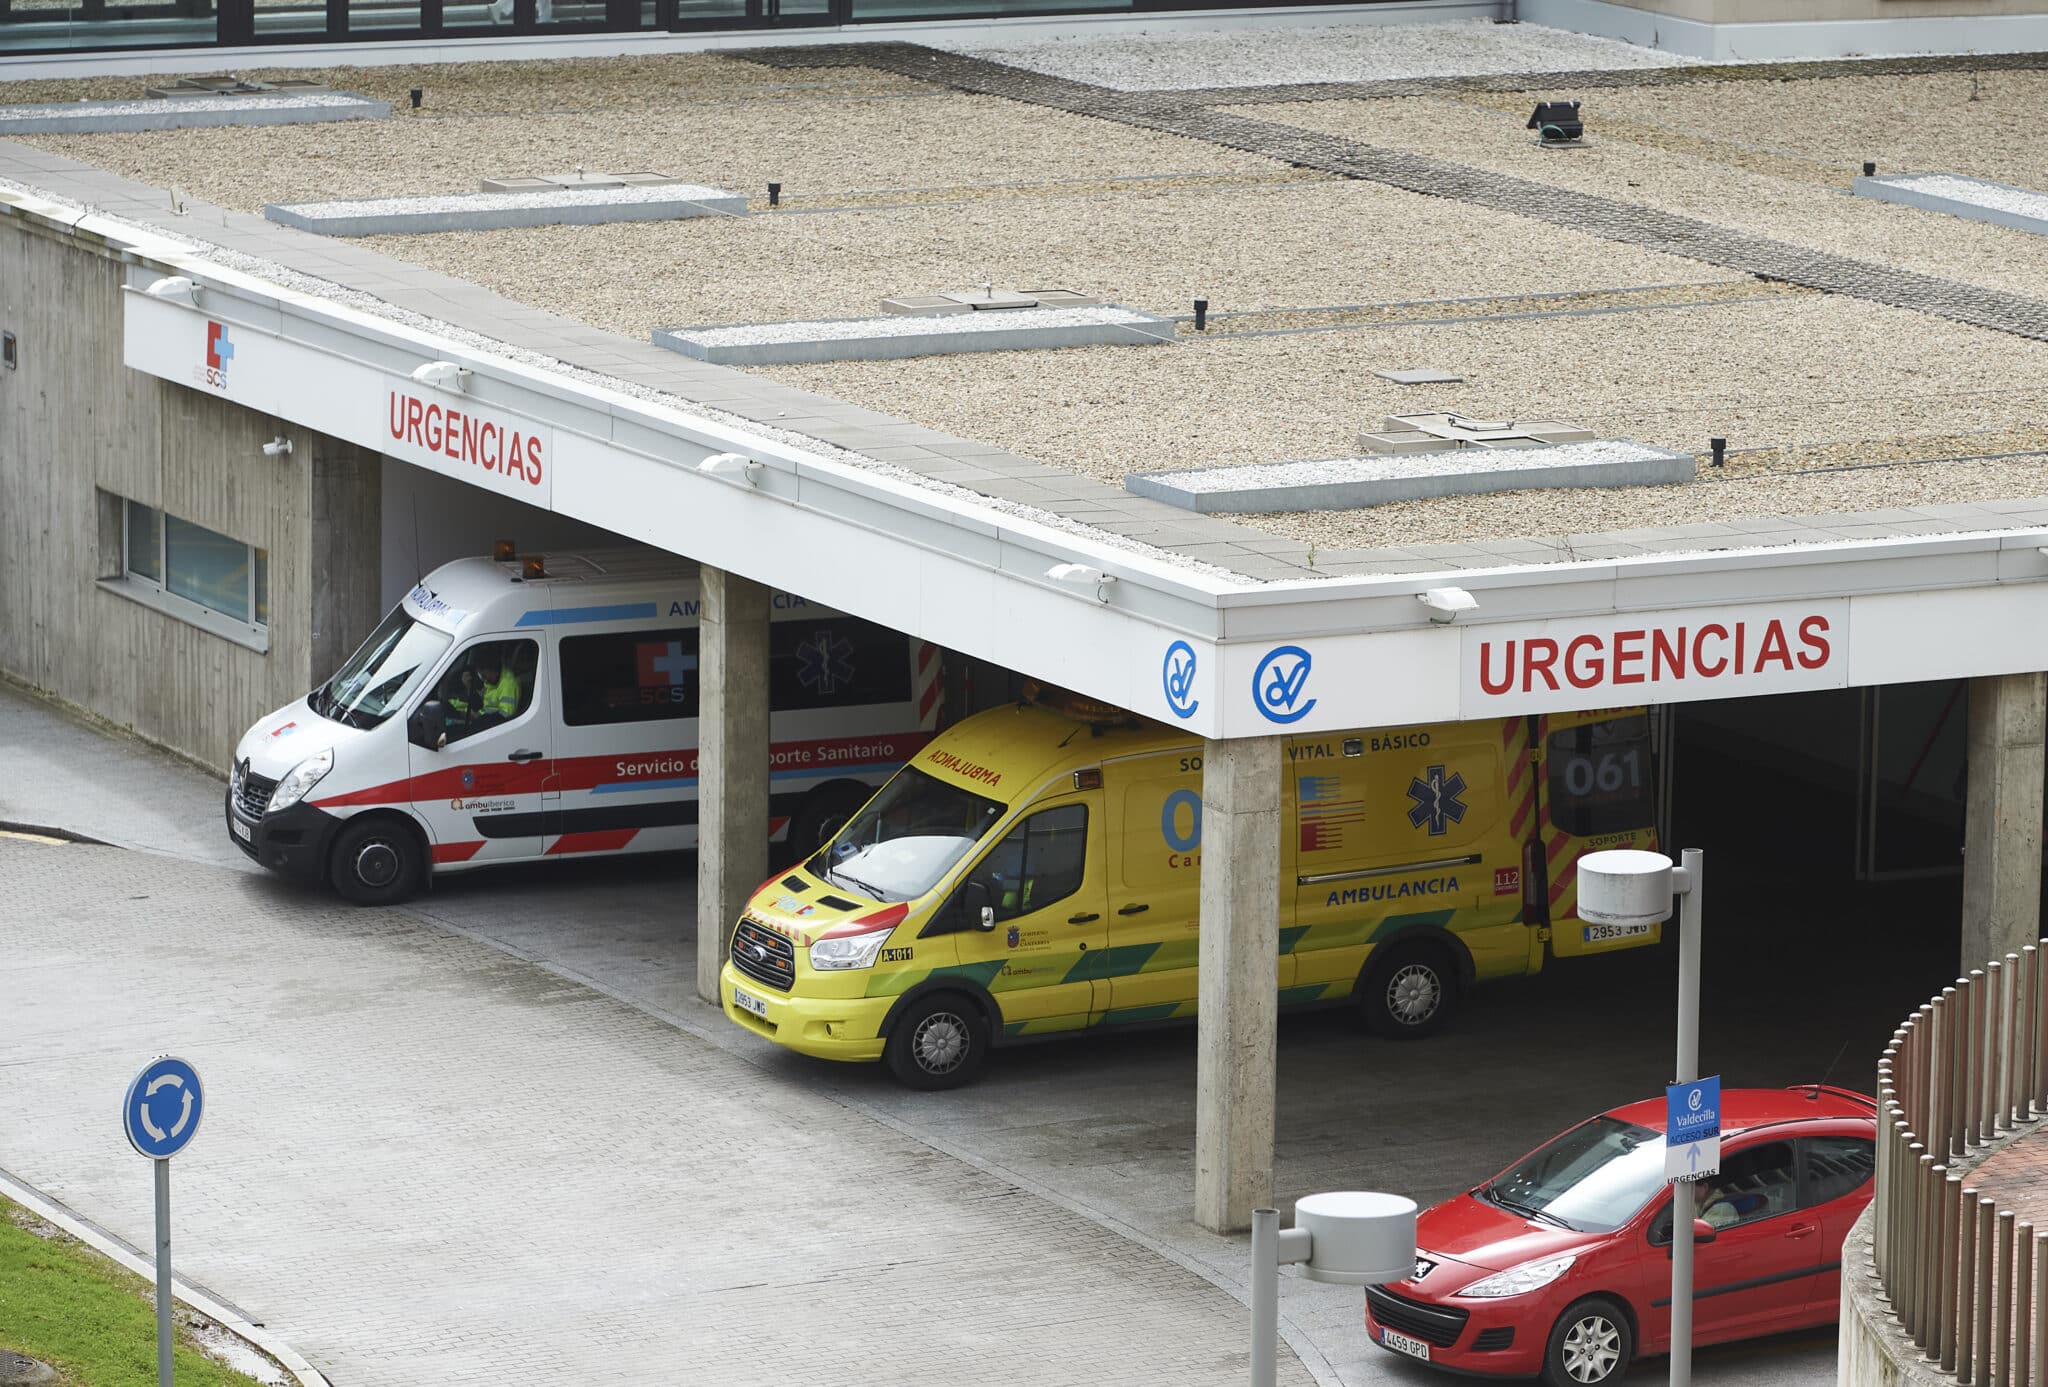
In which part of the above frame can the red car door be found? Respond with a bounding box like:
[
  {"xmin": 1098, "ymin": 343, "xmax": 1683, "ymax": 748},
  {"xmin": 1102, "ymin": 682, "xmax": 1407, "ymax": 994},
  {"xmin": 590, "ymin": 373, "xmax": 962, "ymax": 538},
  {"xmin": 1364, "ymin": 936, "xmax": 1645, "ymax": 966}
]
[
  {"xmin": 1799, "ymin": 1132, "xmax": 1878, "ymax": 1319},
  {"xmin": 1648, "ymin": 1137, "xmax": 1819, "ymax": 1345}
]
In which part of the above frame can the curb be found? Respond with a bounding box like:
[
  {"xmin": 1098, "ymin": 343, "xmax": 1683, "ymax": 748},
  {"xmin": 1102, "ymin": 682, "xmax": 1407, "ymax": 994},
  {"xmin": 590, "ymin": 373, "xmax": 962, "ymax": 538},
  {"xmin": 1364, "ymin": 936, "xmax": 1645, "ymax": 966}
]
[{"xmin": 0, "ymin": 1168, "xmax": 332, "ymax": 1387}]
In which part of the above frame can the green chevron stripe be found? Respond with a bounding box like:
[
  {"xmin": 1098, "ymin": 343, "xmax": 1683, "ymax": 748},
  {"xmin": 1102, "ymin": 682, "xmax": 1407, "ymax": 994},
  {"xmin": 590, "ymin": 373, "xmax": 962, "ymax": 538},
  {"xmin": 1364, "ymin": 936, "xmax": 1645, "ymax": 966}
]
[
  {"xmin": 1278, "ymin": 926, "xmax": 1312, "ymax": 956},
  {"xmin": 1278, "ymin": 983, "xmax": 1332, "ymax": 1005},
  {"xmin": 1066, "ymin": 941, "xmax": 1162, "ymax": 984},
  {"xmin": 1102, "ymin": 1003, "xmax": 1183, "ymax": 1026}
]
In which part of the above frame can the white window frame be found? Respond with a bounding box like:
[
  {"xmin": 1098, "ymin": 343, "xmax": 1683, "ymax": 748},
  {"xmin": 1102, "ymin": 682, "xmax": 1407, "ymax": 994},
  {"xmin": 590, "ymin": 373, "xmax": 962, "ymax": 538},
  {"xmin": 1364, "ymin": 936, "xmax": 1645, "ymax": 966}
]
[{"xmin": 99, "ymin": 497, "xmax": 270, "ymax": 653}]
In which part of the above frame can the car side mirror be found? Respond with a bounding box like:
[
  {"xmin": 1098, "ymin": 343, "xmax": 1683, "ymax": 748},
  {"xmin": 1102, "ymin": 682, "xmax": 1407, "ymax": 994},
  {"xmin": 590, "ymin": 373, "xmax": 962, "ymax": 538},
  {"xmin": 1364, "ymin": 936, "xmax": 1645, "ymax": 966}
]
[
  {"xmin": 409, "ymin": 701, "xmax": 445, "ymax": 750},
  {"xmin": 979, "ymin": 905, "xmax": 996, "ymax": 932},
  {"xmin": 959, "ymin": 879, "xmax": 995, "ymax": 932},
  {"xmin": 1693, "ymin": 1218, "xmax": 1718, "ymax": 1245}
]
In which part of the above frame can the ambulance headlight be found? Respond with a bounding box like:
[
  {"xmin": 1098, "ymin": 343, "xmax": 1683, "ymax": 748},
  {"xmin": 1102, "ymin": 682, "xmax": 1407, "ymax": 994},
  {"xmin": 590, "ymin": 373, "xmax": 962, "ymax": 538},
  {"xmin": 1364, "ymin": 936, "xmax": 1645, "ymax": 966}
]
[
  {"xmin": 267, "ymin": 748, "xmax": 334, "ymax": 814},
  {"xmin": 809, "ymin": 928, "xmax": 893, "ymax": 971},
  {"xmin": 1455, "ymin": 1254, "xmax": 1577, "ymax": 1299}
]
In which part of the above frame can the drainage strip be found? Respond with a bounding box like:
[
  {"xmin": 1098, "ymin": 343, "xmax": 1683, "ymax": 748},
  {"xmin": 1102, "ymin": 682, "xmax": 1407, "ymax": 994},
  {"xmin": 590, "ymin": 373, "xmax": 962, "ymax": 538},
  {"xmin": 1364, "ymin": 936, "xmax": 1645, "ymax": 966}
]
[
  {"xmin": 1854, "ymin": 173, "xmax": 2048, "ymax": 237},
  {"xmin": 265, "ymin": 182, "xmax": 746, "ymax": 237},
  {"xmin": 1128, "ymin": 440, "xmax": 1693, "ymax": 513},
  {"xmin": 653, "ymin": 304, "xmax": 1173, "ymax": 365},
  {"xmin": 0, "ymin": 92, "xmax": 388, "ymax": 134}
]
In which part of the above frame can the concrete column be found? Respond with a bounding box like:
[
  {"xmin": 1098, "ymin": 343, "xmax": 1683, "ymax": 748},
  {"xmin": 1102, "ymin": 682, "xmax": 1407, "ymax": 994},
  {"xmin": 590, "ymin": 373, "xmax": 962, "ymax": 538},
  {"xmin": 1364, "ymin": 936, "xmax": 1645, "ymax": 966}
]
[
  {"xmin": 1195, "ymin": 734, "xmax": 1284, "ymax": 1235},
  {"xmin": 695, "ymin": 566, "xmax": 771, "ymax": 1005},
  {"xmin": 1961, "ymin": 673, "xmax": 2047, "ymax": 967},
  {"xmin": 307, "ymin": 435, "xmax": 382, "ymax": 683}
]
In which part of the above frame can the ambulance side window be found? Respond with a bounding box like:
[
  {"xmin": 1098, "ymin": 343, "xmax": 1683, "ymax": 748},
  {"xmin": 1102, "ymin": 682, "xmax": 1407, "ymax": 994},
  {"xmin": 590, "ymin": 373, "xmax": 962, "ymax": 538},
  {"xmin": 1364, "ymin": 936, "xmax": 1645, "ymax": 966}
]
[
  {"xmin": 559, "ymin": 628, "xmax": 699, "ymax": 726},
  {"xmin": 960, "ymin": 805, "xmax": 1089, "ymax": 926},
  {"xmin": 428, "ymin": 638, "xmax": 538, "ymax": 745}
]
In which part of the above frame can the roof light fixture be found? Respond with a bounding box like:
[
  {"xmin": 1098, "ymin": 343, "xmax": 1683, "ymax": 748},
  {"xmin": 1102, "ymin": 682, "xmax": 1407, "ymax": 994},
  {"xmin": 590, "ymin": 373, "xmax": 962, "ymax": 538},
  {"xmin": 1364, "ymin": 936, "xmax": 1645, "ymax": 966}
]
[
  {"xmin": 697, "ymin": 452, "xmax": 762, "ymax": 486},
  {"xmin": 1417, "ymin": 587, "xmax": 1478, "ymax": 623},
  {"xmin": 1046, "ymin": 562, "xmax": 1119, "ymax": 604},
  {"xmin": 409, "ymin": 360, "xmax": 469, "ymax": 393},
  {"xmin": 143, "ymin": 276, "xmax": 200, "ymax": 306},
  {"xmin": 1527, "ymin": 101, "xmax": 1584, "ymax": 146}
]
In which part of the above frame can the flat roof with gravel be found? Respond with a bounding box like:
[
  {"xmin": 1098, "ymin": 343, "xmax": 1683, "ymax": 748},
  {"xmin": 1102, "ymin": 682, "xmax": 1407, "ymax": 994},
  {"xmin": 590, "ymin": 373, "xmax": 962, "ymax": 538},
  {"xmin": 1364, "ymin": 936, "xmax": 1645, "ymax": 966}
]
[{"xmin": 5, "ymin": 31, "xmax": 2048, "ymax": 580}]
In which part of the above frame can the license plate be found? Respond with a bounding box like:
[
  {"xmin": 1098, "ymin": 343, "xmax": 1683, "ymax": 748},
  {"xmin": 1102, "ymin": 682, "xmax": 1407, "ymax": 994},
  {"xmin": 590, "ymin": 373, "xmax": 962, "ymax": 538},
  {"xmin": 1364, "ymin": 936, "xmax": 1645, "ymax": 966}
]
[
  {"xmin": 1382, "ymin": 1328, "xmax": 1430, "ymax": 1362},
  {"xmin": 231, "ymin": 818, "xmax": 252, "ymax": 842},
  {"xmin": 733, "ymin": 988, "xmax": 767, "ymax": 1019},
  {"xmin": 1584, "ymin": 921, "xmax": 1651, "ymax": 943}
]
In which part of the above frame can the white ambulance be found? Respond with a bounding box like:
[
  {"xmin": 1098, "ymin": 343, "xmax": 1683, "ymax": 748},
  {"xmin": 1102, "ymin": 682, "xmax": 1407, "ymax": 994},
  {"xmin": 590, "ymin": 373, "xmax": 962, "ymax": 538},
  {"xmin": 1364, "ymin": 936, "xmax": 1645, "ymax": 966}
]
[{"xmin": 226, "ymin": 547, "xmax": 944, "ymax": 904}]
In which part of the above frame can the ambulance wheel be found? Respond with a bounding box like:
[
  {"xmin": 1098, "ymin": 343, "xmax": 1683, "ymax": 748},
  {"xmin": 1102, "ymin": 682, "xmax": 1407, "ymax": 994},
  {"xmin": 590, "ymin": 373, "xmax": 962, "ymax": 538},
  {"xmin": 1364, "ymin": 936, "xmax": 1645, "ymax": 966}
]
[
  {"xmin": 1360, "ymin": 941, "xmax": 1459, "ymax": 1039},
  {"xmin": 1542, "ymin": 1297, "xmax": 1632, "ymax": 1387},
  {"xmin": 788, "ymin": 780, "xmax": 872, "ymax": 863},
  {"xmin": 885, "ymin": 993, "xmax": 988, "ymax": 1090},
  {"xmin": 329, "ymin": 815, "xmax": 425, "ymax": 906}
]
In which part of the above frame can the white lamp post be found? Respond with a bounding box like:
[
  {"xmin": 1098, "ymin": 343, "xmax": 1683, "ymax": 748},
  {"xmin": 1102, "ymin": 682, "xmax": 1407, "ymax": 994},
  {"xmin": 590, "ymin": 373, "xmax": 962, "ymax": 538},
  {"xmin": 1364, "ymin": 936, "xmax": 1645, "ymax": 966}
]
[
  {"xmin": 1577, "ymin": 846, "xmax": 1703, "ymax": 1387},
  {"xmin": 1250, "ymin": 1192, "xmax": 1415, "ymax": 1387}
]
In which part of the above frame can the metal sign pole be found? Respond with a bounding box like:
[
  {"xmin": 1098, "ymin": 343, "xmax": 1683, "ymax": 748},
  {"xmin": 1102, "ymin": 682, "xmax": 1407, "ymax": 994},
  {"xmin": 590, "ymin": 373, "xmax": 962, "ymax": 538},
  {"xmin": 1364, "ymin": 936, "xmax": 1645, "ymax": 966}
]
[
  {"xmin": 1671, "ymin": 848, "xmax": 1704, "ymax": 1387},
  {"xmin": 155, "ymin": 1157, "xmax": 174, "ymax": 1387}
]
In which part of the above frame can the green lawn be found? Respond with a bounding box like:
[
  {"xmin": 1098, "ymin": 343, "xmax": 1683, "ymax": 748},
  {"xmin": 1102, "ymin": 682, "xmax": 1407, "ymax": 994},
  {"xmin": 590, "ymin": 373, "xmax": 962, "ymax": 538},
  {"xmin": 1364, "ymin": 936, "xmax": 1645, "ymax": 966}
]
[{"xmin": 0, "ymin": 1197, "xmax": 272, "ymax": 1387}]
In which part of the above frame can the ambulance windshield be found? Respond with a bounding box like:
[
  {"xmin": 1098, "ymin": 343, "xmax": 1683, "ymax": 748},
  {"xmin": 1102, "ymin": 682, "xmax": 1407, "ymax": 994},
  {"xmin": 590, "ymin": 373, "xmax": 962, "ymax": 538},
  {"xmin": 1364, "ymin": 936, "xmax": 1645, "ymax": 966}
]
[
  {"xmin": 812, "ymin": 766, "xmax": 1006, "ymax": 903},
  {"xmin": 311, "ymin": 606, "xmax": 453, "ymax": 730}
]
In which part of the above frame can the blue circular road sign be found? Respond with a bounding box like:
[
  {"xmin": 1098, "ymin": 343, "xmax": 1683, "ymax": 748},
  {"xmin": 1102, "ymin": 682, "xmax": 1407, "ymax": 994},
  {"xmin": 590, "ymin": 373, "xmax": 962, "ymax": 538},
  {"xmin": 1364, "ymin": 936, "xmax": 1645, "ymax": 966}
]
[{"xmin": 123, "ymin": 1057, "xmax": 204, "ymax": 1160}]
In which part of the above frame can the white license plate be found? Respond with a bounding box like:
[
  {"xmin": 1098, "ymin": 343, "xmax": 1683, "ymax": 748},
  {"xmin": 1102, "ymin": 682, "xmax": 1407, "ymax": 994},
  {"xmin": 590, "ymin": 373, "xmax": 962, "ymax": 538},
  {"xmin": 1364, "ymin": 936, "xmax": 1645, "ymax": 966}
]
[
  {"xmin": 231, "ymin": 818, "xmax": 252, "ymax": 842},
  {"xmin": 1381, "ymin": 1328, "xmax": 1431, "ymax": 1362},
  {"xmin": 1584, "ymin": 921, "xmax": 1651, "ymax": 943},
  {"xmin": 733, "ymin": 988, "xmax": 767, "ymax": 1019}
]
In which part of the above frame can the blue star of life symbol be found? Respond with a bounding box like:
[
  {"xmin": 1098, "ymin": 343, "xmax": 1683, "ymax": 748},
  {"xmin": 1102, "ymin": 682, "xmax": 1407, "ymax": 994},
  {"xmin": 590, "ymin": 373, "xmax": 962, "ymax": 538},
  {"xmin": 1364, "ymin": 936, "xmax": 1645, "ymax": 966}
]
[
  {"xmin": 1406, "ymin": 764, "xmax": 1468, "ymax": 837},
  {"xmin": 796, "ymin": 630, "xmax": 856, "ymax": 695}
]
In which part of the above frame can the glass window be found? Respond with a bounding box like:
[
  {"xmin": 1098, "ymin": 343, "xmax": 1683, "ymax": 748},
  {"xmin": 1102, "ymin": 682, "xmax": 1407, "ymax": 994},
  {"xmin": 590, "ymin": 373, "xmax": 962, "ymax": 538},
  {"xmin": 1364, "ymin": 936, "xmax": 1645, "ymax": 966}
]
[
  {"xmin": 963, "ymin": 804, "xmax": 1088, "ymax": 923},
  {"xmin": 125, "ymin": 500, "xmax": 162, "ymax": 583},
  {"xmin": 1801, "ymin": 1136, "xmax": 1875, "ymax": 1207},
  {"xmin": 1696, "ymin": 1140, "xmax": 1798, "ymax": 1231},
  {"xmin": 768, "ymin": 617, "xmax": 911, "ymax": 712},
  {"xmin": 815, "ymin": 766, "xmax": 1006, "ymax": 905},
  {"xmin": 314, "ymin": 607, "xmax": 452, "ymax": 729},
  {"xmin": 424, "ymin": 639, "xmax": 540, "ymax": 744},
  {"xmin": 254, "ymin": 549, "xmax": 270, "ymax": 627},
  {"xmin": 1547, "ymin": 715, "xmax": 1654, "ymax": 837},
  {"xmin": 1483, "ymin": 1116, "xmax": 1666, "ymax": 1234},
  {"xmin": 165, "ymin": 513, "xmax": 252, "ymax": 622},
  {"xmin": 560, "ymin": 628, "xmax": 698, "ymax": 727}
]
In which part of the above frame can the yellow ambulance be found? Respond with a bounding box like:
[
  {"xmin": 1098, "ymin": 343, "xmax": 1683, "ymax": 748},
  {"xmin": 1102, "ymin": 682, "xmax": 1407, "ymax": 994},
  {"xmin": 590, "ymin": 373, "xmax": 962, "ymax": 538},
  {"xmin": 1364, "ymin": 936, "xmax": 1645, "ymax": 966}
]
[{"xmin": 722, "ymin": 690, "xmax": 1657, "ymax": 1088}]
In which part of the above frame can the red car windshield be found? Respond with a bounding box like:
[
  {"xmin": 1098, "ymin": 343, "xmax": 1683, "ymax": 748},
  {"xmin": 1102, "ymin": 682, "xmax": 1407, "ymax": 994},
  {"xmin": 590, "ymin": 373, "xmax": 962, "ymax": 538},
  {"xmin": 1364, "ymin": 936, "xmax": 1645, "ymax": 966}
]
[{"xmin": 1483, "ymin": 1116, "xmax": 1666, "ymax": 1233}]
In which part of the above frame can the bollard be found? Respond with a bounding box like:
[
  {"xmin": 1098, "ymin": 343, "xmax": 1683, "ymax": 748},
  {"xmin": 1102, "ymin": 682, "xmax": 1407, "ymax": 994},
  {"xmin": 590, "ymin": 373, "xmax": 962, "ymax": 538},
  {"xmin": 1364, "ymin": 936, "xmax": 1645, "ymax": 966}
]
[
  {"xmin": 1998, "ymin": 1211, "xmax": 2017, "ymax": 1386},
  {"xmin": 2024, "ymin": 946, "xmax": 2041, "ymax": 1118},
  {"xmin": 1943, "ymin": 1173, "xmax": 1963, "ymax": 1370},
  {"xmin": 2017, "ymin": 1220, "xmax": 2035, "ymax": 1387},
  {"xmin": 1980, "ymin": 1198, "xmax": 1998, "ymax": 1387},
  {"xmin": 1918, "ymin": 1154, "xmax": 1940, "ymax": 1348},
  {"xmin": 1963, "ymin": 1186, "xmax": 1982, "ymax": 1380},
  {"xmin": 1989, "ymin": 964, "xmax": 2006, "ymax": 1140},
  {"xmin": 2034, "ymin": 1234, "xmax": 2048, "ymax": 1387}
]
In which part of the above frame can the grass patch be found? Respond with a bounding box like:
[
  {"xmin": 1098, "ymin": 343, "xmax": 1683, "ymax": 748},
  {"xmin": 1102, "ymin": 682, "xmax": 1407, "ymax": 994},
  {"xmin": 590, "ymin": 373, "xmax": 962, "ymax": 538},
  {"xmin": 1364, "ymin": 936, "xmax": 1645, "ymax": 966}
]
[{"xmin": 0, "ymin": 1197, "xmax": 273, "ymax": 1387}]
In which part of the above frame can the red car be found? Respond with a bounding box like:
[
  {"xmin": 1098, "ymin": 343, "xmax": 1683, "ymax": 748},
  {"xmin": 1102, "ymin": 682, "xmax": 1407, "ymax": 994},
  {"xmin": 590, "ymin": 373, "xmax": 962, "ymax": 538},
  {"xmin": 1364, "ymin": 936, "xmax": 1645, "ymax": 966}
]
[{"xmin": 1364, "ymin": 1085, "xmax": 1876, "ymax": 1386}]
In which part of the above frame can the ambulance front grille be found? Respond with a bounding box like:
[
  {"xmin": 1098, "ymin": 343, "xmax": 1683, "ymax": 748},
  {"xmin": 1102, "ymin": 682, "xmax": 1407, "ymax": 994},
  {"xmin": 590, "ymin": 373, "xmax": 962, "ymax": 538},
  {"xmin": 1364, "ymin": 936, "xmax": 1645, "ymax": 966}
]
[
  {"xmin": 235, "ymin": 763, "xmax": 277, "ymax": 819},
  {"xmin": 730, "ymin": 918, "xmax": 795, "ymax": 992}
]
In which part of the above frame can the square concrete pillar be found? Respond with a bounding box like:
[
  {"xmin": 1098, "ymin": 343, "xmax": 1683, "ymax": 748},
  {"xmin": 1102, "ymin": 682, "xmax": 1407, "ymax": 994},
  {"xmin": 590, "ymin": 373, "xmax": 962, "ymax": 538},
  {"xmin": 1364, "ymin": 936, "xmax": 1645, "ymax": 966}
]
[
  {"xmin": 1961, "ymin": 673, "xmax": 2047, "ymax": 968},
  {"xmin": 695, "ymin": 567, "xmax": 771, "ymax": 1004},
  {"xmin": 1195, "ymin": 734, "xmax": 1284, "ymax": 1235}
]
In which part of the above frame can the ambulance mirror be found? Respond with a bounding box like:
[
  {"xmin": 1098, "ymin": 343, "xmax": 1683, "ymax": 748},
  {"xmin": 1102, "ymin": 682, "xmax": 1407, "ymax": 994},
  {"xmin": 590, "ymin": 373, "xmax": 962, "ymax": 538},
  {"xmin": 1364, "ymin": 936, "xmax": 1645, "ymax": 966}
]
[
  {"xmin": 408, "ymin": 701, "xmax": 445, "ymax": 750},
  {"xmin": 979, "ymin": 906, "xmax": 996, "ymax": 932},
  {"xmin": 957, "ymin": 879, "xmax": 995, "ymax": 932}
]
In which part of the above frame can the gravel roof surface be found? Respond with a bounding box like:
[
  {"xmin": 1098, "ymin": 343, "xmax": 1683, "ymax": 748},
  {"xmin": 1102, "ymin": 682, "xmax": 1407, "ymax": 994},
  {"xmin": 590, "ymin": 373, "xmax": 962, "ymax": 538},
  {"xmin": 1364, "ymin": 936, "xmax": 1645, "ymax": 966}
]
[
  {"xmin": 1222, "ymin": 89, "xmax": 2048, "ymax": 303},
  {"xmin": 932, "ymin": 18, "xmax": 1698, "ymax": 91},
  {"xmin": 342, "ymin": 179, "xmax": 1732, "ymax": 337},
  {"xmin": 20, "ymin": 91, "xmax": 1270, "ymax": 211},
  {"xmin": 758, "ymin": 292, "xmax": 2048, "ymax": 515}
]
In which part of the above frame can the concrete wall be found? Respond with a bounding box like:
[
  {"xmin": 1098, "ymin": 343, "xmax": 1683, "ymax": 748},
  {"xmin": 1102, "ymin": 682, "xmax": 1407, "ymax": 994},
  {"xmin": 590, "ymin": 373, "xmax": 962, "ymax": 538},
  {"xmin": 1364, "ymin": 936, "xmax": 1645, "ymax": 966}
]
[{"xmin": 0, "ymin": 217, "xmax": 380, "ymax": 769}]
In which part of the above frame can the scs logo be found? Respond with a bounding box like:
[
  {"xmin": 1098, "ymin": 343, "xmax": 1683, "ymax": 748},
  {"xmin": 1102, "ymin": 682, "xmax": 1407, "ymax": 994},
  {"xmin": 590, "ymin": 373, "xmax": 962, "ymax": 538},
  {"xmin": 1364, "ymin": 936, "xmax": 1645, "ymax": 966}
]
[{"xmin": 197, "ymin": 320, "xmax": 233, "ymax": 392}]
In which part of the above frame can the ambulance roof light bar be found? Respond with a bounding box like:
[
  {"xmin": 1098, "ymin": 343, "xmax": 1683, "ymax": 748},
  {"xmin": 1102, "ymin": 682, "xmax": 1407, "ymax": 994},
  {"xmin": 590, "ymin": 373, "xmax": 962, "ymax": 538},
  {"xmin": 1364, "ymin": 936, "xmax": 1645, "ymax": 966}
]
[
  {"xmin": 1046, "ymin": 562, "xmax": 1119, "ymax": 604},
  {"xmin": 410, "ymin": 360, "xmax": 469, "ymax": 394},
  {"xmin": 698, "ymin": 452, "xmax": 762, "ymax": 486},
  {"xmin": 143, "ymin": 276, "xmax": 200, "ymax": 306},
  {"xmin": 1417, "ymin": 586, "xmax": 1478, "ymax": 624}
]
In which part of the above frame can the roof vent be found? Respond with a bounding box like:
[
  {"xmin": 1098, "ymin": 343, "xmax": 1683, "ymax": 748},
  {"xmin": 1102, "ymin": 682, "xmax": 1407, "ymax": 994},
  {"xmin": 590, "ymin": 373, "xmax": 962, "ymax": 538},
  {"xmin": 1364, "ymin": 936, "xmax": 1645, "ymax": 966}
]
[
  {"xmin": 480, "ymin": 171, "xmax": 684, "ymax": 192},
  {"xmin": 1356, "ymin": 413, "xmax": 1595, "ymax": 455}
]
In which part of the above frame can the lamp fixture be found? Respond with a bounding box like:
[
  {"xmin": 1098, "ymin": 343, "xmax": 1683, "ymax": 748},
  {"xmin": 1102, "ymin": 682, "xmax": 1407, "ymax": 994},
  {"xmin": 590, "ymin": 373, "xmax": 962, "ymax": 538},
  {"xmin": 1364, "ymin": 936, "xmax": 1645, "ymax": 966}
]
[
  {"xmin": 143, "ymin": 276, "xmax": 200, "ymax": 306},
  {"xmin": 261, "ymin": 436, "xmax": 294, "ymax": 458},
  {"xmin": 409, "ymin": 360, "xmax": 469, "ymax": 393},
  {"xmin": 1046, "ymin": 562, "xmax": 1119, "ymax": 604},
  {"xmin": 1417, "ymin": 586, "xmax": 1478, "ymax": 623},
  {"xmin": 697, "ymin": 452, "xmax": 762, "ymax": 486}
]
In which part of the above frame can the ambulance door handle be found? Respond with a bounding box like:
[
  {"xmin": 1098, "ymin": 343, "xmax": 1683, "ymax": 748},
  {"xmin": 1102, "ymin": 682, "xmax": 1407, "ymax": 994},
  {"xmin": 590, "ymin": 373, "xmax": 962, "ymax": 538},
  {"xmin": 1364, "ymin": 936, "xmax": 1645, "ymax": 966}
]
[
  {"xmin": 1069, "ymin": 913, "xmax": 1100, "ymax": 924},
  {"xmin": 1118, "ymin": 903, "xmax": 1149, "ymax": 916},
  {"xmin": 508, "ymin": 749, "xmax": 545, "ymax": 763}
]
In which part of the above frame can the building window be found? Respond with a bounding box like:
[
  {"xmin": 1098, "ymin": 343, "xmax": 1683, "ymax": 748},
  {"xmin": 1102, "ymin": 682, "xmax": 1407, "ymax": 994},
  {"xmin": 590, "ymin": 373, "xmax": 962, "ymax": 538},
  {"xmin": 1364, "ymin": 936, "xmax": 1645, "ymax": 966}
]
[{"xmin": 103, "ymin": 494, "xmax": 269, "ymax": 651}]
